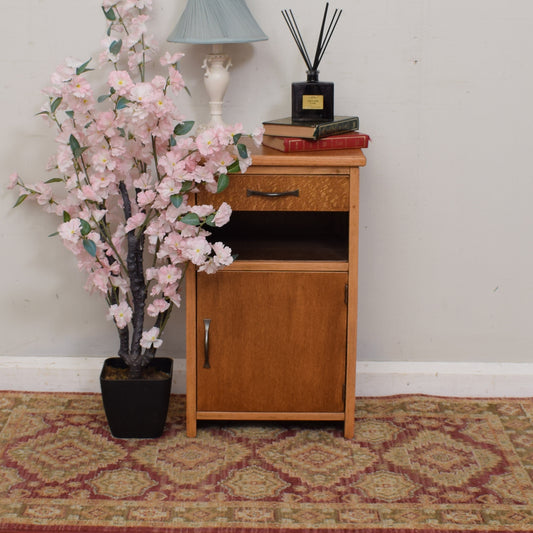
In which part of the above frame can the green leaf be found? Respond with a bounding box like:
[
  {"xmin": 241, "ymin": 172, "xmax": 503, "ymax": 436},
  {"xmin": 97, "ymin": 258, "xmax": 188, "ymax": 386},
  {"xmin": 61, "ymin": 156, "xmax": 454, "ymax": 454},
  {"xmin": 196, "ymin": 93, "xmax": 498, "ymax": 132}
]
[
  {"xmin": 216, "ymin": 173, "xmax": 230, "ymax": 193},
  {"xmin": 83, "ymin": 239, "xmax": 97, "ymax": 257},
  {"xmin": 109, "ymin": 39, "xmax": 122, "ymax": 55},
  {"xmin": 170, "ymin": 194, "xmax": 183, "ymax": 208},
  {"xmin": 237, "ymin": 143, "xmax": 248, "ymax": 159},
  {"xmin": 65, "ymin": 110, "xmax": 75, "ymax": 119},
  {"xmin": 50, "ymin": 97, "xmax": 62, "ymax": 114},
  {"xmin": 75, "ymin": 58, "xmax": 92, "ymax": 75},
  {"xmin": 69, "ymin": 134, "xmax": 80, "ymax": 153},
  {"xmin": 68, "ymin": 134, "xmax": 86, "ymax": 158},
  {"xmin": 227, "ymin": 160, "xmax": 241, "ymax": 174},
  {"xmin": 44, "ymin": 178, "xmax": 63, "ymax": 184},
  {"xmin": 102, "ymin": 6, "xmax": 116, "ymax": 20},
  {"xmin": 205, "ymin": 213, "xmax": 216, "ymax": 227},
  {"xmin": 180, "ymin": 213, "xmax": 201, "ymax": 226},
  {"xmin": 63, "ymin": 211, "xmax": 71, "ymax": 222},
  {"xmin": 13, "ymin": 194, "xmax": 28, "ymax": 208},
  {"xmin": 97, "ymin": 94, "xmax": 109, "ymax": 103},
  {"xmin": 117, "ymin": 127, "xmax": 126, "ymax": 138},
  {"xmin": 169, "ymin": 135, "xmax": 176, "ymax": 147},
  {"xmin": 173, "ymin": 121, "xmax": 194, "ymax": 136},
  {"xmin": 180, "ymin": 181, "xmax": 193, "ymax": 193},
  {"xmin": 116, "ymin": 96, "xmax": 129, "ymax": 110},
  {"xmin": 48, "ymin": 231, "xmax": 59, "ymax": 238},
  {"xmin": 107, "ymin": 23, "xmax": 113, "ymax": 37},
  {"xmin": 79, "ymin": 219, "xmax": 91, "ymax": 236},
  {"xmin": 233, "ymin": 133, "xmax": 242, "ymax": 144}
]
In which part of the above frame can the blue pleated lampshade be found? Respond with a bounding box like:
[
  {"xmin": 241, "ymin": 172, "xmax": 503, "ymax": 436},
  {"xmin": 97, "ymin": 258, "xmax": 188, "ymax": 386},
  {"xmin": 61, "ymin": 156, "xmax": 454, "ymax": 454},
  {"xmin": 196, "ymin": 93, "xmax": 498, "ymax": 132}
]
[{"xmin": 168, "ymin": 0, "xmax": 268, "ymax": 44}]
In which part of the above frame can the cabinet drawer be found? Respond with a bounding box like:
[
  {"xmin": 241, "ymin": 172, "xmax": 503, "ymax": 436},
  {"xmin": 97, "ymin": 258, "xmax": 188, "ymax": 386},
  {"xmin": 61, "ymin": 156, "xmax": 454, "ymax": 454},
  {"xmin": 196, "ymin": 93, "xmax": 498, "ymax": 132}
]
[{"xmin": 197, "ymin": 174, "xmax": 349, "ymax": 211}]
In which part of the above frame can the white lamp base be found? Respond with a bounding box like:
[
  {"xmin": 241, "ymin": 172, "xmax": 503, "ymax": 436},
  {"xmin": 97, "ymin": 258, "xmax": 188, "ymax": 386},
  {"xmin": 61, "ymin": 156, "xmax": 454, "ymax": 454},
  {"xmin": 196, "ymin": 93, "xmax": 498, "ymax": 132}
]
[{"xmin": 202, "ymin": 44, "xmax": 232, "ymax": 127}]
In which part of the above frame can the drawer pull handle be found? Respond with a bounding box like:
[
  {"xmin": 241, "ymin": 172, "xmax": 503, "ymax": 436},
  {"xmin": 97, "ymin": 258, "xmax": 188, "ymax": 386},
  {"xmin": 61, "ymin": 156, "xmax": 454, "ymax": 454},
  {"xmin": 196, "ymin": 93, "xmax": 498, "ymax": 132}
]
[
  {"xmin": 203, "ymin": 319, "xmax": 211, "ymax": 369},
  {"xmin": 246, "ymin": 189, "xmax": 299, "ymax": 198}
]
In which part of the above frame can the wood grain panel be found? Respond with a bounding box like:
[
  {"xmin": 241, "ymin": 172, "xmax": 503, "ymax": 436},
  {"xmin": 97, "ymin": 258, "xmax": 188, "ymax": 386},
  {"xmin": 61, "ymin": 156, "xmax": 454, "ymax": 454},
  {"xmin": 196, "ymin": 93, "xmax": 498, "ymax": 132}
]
[
  {"xmin": 196, "ymin": 271, "xmax": 348, "ymax": 413},
  {"xmin": 196, "ymin": 174, "xmax": 349, "ymax": 211}
]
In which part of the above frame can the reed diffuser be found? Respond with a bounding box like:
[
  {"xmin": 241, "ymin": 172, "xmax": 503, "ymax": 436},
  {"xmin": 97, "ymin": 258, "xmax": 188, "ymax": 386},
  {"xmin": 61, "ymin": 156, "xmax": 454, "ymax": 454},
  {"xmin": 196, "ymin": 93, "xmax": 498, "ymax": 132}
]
[{"xmin": 282, "ymin": 3, "xmax": 342, "ymax": 122}]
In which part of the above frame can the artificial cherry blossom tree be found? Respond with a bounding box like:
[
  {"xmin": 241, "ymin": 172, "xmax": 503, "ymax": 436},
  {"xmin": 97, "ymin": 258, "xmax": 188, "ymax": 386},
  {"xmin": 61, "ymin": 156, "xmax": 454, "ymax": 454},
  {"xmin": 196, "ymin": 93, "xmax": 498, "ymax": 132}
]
[{"xmin": 9, "ymin": 0, "xmax": 262, "ymax": 378}]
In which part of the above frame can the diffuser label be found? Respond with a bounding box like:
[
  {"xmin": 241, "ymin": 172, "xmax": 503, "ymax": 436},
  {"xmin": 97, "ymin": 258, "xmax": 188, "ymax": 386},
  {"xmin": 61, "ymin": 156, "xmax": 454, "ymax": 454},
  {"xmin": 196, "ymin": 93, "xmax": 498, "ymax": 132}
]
[{"xmin": 302, "ymin": 95, "xmax": 324, "ymax": 110}]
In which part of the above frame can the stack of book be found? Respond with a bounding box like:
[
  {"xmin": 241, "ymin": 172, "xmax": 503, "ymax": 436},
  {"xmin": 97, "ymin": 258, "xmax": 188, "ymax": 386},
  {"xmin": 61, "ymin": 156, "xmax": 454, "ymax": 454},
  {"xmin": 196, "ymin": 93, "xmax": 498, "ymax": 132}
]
[{"xmin": 261, "ymin": 115, "xmax": 369, "ymax": 153}]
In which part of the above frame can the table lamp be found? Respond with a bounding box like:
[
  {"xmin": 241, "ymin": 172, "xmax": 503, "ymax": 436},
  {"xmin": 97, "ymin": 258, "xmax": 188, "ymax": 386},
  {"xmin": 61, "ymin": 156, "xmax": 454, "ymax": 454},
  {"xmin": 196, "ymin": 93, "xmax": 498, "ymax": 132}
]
[{"xmin": 168, "ymin": 0, "xmax": 268, "ymax": 127}]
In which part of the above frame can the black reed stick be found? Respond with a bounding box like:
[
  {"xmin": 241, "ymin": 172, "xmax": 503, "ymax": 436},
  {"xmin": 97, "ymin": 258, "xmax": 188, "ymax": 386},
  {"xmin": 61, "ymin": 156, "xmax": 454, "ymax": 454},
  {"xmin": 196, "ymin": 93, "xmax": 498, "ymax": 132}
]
[
  {"xmin": 282, "ymin": 3, "xmax": 342, "ymax": 73},
  {"xmin": 316, "ymin": 8, "xmax": 342, "ymax": 67},
  {"xmin": 282, "ymin": 9, "xmax": 312, "ymax": 70},
  {"xmin": 312, "ymin": 3, "xmax": 329, "ymax": 71}
]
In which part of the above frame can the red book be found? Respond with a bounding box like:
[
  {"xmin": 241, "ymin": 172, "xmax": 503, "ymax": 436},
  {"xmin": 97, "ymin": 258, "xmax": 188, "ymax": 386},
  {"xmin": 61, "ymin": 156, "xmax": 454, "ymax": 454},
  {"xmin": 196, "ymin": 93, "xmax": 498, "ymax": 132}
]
[{"xmin": 262, "ymin": 132, "xmax": 370, "ymax": 153}]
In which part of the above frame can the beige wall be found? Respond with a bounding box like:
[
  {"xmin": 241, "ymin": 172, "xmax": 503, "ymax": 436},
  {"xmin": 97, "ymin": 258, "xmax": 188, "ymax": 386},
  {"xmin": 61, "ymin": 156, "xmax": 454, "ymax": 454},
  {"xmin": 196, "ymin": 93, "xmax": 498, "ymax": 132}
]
[{"xmin": 1, "ymin": 0, "xmax": 532, "ymax": 364}]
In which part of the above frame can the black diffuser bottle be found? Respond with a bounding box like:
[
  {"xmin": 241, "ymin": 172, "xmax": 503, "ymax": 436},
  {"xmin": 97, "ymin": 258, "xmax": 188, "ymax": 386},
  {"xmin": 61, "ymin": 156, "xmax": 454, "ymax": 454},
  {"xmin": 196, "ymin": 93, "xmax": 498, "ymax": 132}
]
[
  {"xmin": 283, "ymin": 3, "xmax": 342, "ymax": 123},
  {"xmin": 292, "ymin": 69, "xmax": 334, "ymax": 122}
]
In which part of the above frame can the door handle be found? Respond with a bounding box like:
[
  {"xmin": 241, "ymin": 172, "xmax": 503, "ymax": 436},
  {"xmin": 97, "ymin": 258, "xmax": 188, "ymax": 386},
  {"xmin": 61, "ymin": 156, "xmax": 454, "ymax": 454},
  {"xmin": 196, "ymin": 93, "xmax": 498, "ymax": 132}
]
[
  {"xmin": 203, "ymin": 319, "xmax": 211, "ymax": 369},
  {"xmin": 246, "ymin": 189, "xmax": 299, "ymax": 198}
]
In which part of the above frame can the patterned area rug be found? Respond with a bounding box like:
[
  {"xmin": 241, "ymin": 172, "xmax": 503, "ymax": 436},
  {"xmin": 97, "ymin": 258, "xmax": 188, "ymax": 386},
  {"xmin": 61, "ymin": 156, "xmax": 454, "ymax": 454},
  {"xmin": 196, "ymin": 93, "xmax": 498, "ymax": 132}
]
[{"xmin": 0, "ymin": 392, "xmax": 532, "ymax": 533}]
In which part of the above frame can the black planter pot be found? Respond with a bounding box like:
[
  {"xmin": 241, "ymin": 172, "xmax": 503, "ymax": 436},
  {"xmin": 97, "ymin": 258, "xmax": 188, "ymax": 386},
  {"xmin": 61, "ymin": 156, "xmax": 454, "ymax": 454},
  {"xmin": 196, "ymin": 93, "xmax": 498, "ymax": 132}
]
[{"xmin": 100, "ymin": 357, "xmax": 173, "ymax": 438}]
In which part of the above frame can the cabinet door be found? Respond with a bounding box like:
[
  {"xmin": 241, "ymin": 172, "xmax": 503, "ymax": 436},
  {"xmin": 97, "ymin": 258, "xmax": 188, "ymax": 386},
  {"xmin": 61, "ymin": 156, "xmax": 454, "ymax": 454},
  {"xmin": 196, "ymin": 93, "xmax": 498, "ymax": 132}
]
[{"xmin": 196, "ymin": 271, "xmax": 348, "ymax": 413}]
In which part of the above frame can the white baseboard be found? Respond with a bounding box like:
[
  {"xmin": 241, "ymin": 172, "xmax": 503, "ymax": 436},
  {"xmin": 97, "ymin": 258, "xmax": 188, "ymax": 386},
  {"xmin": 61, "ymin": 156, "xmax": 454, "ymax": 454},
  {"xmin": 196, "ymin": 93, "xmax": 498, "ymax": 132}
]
[{"xmin": 0, "ymin": 357, "xmax": 532, "ymax": 397}]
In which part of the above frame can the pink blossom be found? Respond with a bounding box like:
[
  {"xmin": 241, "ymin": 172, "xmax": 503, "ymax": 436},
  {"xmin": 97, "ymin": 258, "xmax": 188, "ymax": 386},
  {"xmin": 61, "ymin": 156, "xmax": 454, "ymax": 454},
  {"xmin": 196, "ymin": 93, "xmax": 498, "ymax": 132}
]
[
  {"xmin": 110, "ymin": 275, "xmax": 129, "ymax": 296},
  {"xmin": 151, "ymin": 75, "xmax": 166, "ymax": 91},
  {"xmin": 107, "ymin": 301, "xmax": 133, "ymax": 329},
  {"xmin": 129, "ymin": 82, "xmax": 156, "ymax": 104},
  {"xmin": 58, "ymin": 219, "xmax": 81, "ymax": 243},
  {"xmin": 95, "ymin": 111, "xmax": 119, "ymax": 136},
  {"xmin": 145, "ymin": 267, "xmax": 158, "ymax": 281},
  {"xmin": 124, "ymin": 212, "xmax": 146, "ymax": 233},
  {"xmin": 160, "ymin": 51, "xmax": 183, "ymax": 66},
  {"xmin": 127, "ymin": 51, "xmax": 145, "ymax": 71},
  {"xmin": 91, "ymin": 149, "xmax": 116, "ymax": 172},
  {"xmin": 108, "ymin": 71, "xmax": 134, "ymax": 95},
  {"xmin": 100, "ymin": 36, "xmax": 120, "ymax": 64},
  {"xmin": 238, "ymin": 156, "xmax": 252, "ymax": 173},
  {"xmin": 158, "ymin": 151, "xmax": 185, "ymax": 178},
  {"xmin": 182, "ymin": 236, "xmax": 211, "ymax": 265},
  {"xmin": 157, "ymin": 177, "xmax": 179, "ymax": 200},
  {"xmin": 251, "ymin": 126, "xmax": 264, "ymax": 146},
  {"xmin": 77, "ymin": 185, "xmax": 102, "ymax": 202},
  {"xmin": 132, "ymin": 173, "xmax": 151, "ymax": 190},
  {"xmin": 140, "ymin": 327, "xmax": 163, "ymax": 349},
  {"xmin": 147, "ymin": 298, "xmax": 170, "ymax": 317},
  {"xmin": 196, "ymin": 129, "xmax": 218, "ymax": 156},
  {"xmin": 213, "ymin": 202, "xmax": 232, "ymax": 227},
  {"xmin": 68, "ymin": 75, "xmax": 93, "ymax": 99},
  {"xmin": 56, "ymin": 146, "xmax": 75, "ymax": 174},
  {"xmin": 157, "ymin": 265, "xmax": 181, "ymax": 285},
  {"xmin": 86, "ymin": 269, "xmax": 110, "ymax": 294},
  {"xmin": 200, "ymin": 241, "xmax": 234, "ymax": 274},
  {"xmin": 50, "ymin": 62, "xmax": 76, "ymax": 86},
  {"xmin": 159, "ymin": 232, "xmax": 185, "ymax": 262},
  {"xmin": 90, "ymin": 173, "xmax": 113, "ymax": 191},
  {"xmin": 137, "ymin": 189, "xmax": 156, "ymax": 207},
  {"xmin": 191, "ymin": 205, "xmax": 214, "ymax": 218},
  {"xmin": 212, "ymin": 241, "xmax": 233, "ymax": 267},
  {"xmin": 168, "ymin": 67, "xmax": 185, "ymax": 93},
  {"xmin": 8, "ymin": 173, "xmax": 20, "ymax": 190},
  {"xmin": 33, "ymin": 182, "xmax": 53, "ymax": 206}
]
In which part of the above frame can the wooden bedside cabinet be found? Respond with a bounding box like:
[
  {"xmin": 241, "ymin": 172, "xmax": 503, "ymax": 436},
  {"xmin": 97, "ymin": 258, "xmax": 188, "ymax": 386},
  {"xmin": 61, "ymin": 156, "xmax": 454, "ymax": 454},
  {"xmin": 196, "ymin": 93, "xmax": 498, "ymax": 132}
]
[{"xmin": 186, "ymin": 145, "xmax": 366, "ymax": 438}]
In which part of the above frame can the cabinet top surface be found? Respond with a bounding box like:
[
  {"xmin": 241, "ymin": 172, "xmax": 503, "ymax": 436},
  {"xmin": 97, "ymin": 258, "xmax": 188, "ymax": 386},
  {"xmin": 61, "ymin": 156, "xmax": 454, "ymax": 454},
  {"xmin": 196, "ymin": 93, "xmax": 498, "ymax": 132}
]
[{"xmin": 249, "ymin": 144, "xmax": 367, "ymax": 168}]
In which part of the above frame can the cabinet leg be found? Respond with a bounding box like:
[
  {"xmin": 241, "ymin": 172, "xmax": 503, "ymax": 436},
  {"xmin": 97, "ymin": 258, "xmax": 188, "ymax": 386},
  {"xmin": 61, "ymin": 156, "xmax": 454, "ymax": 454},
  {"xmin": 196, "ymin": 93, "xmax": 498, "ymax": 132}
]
[
  {"xmin": 344, "ymin": 418, "xmax": 354, "ymax": 439},
  {"xmin": 186, "ymin": 417, "xmax": 197, "ymax": 437}
]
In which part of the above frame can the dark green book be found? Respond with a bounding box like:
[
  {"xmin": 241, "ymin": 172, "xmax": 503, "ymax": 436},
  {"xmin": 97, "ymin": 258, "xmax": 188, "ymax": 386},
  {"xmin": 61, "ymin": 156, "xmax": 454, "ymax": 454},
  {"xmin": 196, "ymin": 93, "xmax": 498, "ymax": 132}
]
[{"xmin": 262, "ymin": 115, "xmax": 359, "ymax": 140}]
